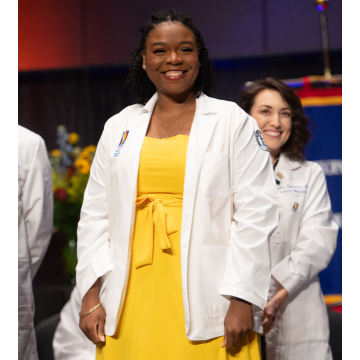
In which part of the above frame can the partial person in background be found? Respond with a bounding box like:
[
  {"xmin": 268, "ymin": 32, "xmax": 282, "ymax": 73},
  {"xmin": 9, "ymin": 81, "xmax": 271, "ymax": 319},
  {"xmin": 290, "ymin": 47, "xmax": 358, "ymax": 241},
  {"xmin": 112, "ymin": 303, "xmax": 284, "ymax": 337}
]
[
  {"xmin": 53, "ymin": 286, "xmax": 95, "ymax": 360},
  {"xmin": 18, "ymin": 125, "xmax": 53, "ymax": 360},
  {"xmin": 239, "ymin": 78, "xmax": 338, "ymax": 360}
]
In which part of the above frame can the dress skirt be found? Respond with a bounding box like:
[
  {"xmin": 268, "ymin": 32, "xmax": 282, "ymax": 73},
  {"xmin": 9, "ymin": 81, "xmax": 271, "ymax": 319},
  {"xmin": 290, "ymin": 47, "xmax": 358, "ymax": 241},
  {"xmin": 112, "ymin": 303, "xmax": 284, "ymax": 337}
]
[{"xmin": 96, "ymin": 135, "xmax": 261, "ymax": 360}]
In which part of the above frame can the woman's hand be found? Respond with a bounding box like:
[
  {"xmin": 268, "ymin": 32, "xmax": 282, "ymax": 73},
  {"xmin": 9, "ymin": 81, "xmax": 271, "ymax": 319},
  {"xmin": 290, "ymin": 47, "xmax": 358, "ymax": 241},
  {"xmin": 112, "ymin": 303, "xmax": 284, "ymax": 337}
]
[
  {"xmin": 79, "ymin": 279, "xmax": 106, "ymax": 344},
  {"xmin": 261, "ymin": 287, "xmax": 289, "ymax": 335},
  {"xmin": 222, "ymin": 298, "xmax": 254, "ymax": 349}
]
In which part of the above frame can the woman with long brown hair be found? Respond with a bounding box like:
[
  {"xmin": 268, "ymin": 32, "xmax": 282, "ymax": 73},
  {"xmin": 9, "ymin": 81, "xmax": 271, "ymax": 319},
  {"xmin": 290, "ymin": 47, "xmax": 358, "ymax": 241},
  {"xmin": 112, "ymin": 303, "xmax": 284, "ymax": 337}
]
[{"xmin": 239, "ymin": 78, "xmax": 338, "ymax": 360}]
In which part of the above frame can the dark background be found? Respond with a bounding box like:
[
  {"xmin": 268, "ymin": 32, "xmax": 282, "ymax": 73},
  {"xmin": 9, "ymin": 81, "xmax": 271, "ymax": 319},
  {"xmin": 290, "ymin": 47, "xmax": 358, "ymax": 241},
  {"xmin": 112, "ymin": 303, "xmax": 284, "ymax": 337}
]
[{"xmin": 19, "ymin": 0, "xmax": 342, "ymax": 150}]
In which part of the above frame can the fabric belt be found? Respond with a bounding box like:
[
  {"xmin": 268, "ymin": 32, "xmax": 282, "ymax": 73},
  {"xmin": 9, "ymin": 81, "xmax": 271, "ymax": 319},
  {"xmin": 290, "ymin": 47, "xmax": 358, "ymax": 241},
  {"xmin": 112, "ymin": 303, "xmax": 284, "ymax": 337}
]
[{"xmin": 134, "ymin": 194, "xmax": 183, "ymax": 268}]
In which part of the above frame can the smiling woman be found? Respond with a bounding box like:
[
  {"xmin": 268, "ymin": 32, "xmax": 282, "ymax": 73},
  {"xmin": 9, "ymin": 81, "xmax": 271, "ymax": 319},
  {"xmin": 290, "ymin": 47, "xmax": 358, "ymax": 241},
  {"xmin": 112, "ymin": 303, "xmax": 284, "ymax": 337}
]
[
  {"xmin": 76, "ymin": 10, "xmax": 279, "ymax": 360},
  {"xmin": 239, "ymin": 78, "xmax": 311, "ymax": 164},
  {"xmin": 124, "ymin": 10, "xmax": 216, "ymax": 139},
  {"xmin": 239, "ymin": 78, "xmax": 338, "ymax": 360},
  {"xmin": 125, "ymin": 10, "xmax": 215, "ymax": 106}
]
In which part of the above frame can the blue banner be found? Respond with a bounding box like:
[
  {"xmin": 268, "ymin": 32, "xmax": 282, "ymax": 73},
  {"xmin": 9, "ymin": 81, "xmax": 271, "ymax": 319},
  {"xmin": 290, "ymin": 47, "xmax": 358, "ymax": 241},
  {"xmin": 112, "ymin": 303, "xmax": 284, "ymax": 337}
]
[{"xmin": 302, "ymin": 99, "xmax": 342, "ymax": 295}]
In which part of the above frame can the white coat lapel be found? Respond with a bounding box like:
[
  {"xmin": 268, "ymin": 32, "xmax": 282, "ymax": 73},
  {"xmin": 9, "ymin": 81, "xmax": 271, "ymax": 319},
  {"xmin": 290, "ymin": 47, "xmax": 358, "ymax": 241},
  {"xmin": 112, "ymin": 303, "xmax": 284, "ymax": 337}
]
[
  {"xmin": 181, "ymin": 94, "xmax": 218, "ymax": 242},
  {"xmin": 128, "ymin": 93, "xmax": 158, "ymax": 195},
  {"xmin": 128, "ymin": 113, "xmax": 151, "ymax": 193},
  {"xmin": 180, "ymin": 94, "xmax": 218, "ymax": 330}
]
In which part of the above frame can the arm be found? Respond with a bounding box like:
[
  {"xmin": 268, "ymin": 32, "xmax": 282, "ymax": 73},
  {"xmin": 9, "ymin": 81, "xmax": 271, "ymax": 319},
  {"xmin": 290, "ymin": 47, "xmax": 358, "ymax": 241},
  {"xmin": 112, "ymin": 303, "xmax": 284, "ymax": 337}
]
[
  {"xmin": 220, "ymin": 112, "xmax": 278, "ymax": 307},
  {"xmin": 76, "ymin": 123, "xmax": 111, "ymax": 344},
  {"xmin": 221, "ymin": 110, "xmax": 279, "ymax": 348},
  {"xmin": 271, "ymin": 163, "xmax": 338, "ymax": 296},
  {"xmin": 22, "ymin": 136, "xmax": 53, "ymax": 279},
  {"xmin": 76, "ymin": 123, "xmax": 111, "ymax": 299}
]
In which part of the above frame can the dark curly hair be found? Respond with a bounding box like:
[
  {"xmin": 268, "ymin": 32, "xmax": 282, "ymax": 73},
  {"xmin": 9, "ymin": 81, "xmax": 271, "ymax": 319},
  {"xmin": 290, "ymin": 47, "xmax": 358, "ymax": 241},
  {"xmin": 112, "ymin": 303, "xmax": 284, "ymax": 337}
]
[
  {"xmin": 125, "ymin": 9, "xmax": 216, "ymax": 105},
  {"xmin": 239, "ymin": 77, "xmax": 312, "ymax": 163}
]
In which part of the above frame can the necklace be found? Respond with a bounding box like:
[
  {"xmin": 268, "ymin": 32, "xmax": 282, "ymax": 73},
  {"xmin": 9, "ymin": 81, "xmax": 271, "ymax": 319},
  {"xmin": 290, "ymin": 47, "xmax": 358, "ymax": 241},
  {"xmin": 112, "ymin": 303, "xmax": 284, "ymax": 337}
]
[{"xmin": 157, "ymin": 99, "xmax": 195, "ymax": 139}]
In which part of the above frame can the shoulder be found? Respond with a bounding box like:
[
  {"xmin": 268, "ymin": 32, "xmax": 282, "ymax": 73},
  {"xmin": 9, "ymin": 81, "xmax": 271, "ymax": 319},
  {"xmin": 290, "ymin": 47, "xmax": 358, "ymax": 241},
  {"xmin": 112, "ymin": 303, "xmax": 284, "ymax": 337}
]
[
  {"xmin": 18, "ymin": 126, "xmax": 49, "ymax": 181},
  {"xmin": 200, "ymin": 94, "xmax": 252, "ymax": 132},
  {"xmin": 201, "ymin": 94, "xmax": 246, "ymax": 115},
  {"xmin": 104, "ymin": 103, "xmax": 144, "ymax": 130},
  {"xmin": 18, "ymin": 125, "xmax": 43, "ymax": 148},
  {"xmin": 18, "ymin": 126, "xmax": 46, "ymax": 162},
  {"xmin": 307, "ymin": 161, "xmax": 327, "ymax": 180},
  {"xmin": 298, "ymin": 160, "xmax": 325, "ymax": 177},
  {"xmin": 283, "ymin": 156, "xmax": 327, "ymax": 185}
]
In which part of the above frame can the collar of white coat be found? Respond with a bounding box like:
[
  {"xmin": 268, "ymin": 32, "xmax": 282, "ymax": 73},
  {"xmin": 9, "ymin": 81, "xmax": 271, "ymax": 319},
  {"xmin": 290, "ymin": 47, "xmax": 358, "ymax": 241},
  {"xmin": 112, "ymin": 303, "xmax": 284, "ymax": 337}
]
[
  {"xmin": 140, "ymin": 92, "xmax": 218, "ymax": 115},
  {"xmin": 278, "ymin": 153, "xmax": 302, "ymax": 171}
]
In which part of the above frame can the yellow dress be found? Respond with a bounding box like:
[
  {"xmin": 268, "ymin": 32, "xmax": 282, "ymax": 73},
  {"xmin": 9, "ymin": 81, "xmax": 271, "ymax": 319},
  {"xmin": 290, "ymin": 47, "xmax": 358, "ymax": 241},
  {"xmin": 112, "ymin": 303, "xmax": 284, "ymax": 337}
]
[{"xmin": 96, "ymin": 135, "xmax": 260, "ymax": 360}]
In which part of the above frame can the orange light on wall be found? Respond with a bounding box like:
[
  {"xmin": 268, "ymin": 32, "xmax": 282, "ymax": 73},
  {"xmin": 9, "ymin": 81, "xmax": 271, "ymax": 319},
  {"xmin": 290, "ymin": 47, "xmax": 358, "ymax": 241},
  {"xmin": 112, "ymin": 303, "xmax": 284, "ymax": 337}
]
[{"xmin": 18, "ymin": 0, "xmax": 83, "ymax": 71}]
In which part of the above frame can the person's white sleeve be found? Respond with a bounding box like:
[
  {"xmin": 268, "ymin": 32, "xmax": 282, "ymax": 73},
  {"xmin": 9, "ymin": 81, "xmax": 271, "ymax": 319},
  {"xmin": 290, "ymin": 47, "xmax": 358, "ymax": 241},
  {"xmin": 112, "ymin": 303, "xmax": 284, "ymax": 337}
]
[
  {"xmin": 76, "ymin": 123, "xmax": 112, "ymax": 300},
  {"xmin": 53, "ymin": 287, "xmax": 96, "ymax": 360},
  {"xmin": 220, "ymin": 111, "xmax": 279, "ymax": 310},
  {"xmin": 22, "ymin": 136, "xmax": 53, "ymax": 279},
  {"xmin": 271, "ymin": 163, "xmax": 338, "ymax": 296}
]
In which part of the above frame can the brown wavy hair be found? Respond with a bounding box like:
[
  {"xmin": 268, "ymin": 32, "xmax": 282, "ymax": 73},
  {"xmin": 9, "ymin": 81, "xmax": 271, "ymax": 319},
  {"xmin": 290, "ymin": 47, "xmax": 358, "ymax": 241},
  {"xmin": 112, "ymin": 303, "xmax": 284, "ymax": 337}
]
[{"xmin": 239, "ymin": 77, "xmax": 312, "ymax": 163}]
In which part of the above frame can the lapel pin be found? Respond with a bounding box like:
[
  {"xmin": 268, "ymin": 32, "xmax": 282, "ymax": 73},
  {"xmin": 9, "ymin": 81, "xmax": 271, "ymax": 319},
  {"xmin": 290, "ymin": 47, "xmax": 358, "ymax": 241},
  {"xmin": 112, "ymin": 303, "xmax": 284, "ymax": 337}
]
[
  {"xmin": 276, "ymin": 172, "xmax": 284, "ymax": 179},
  {"xmin": 292, "ymin": 202, "xmax": 299, "ymax": 212},
  {"xmin": 114, "ymin": 130, "xmax": 130, "ymax": 158}
]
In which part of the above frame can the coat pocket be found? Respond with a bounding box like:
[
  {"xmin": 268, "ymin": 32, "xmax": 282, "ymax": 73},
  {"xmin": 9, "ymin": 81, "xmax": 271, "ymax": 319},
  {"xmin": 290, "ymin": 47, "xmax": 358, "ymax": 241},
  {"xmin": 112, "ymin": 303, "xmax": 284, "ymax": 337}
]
[
  {"xmin": 201, "ymin": 246, "xmax": 230, "ymax": 317},
  {"xmin": 200, "ymin": 153, "xmax": 231, "ymax": 198},
  {"xmin": 273, "ymin": 195, "xmax": 303, "ymax": 244}
]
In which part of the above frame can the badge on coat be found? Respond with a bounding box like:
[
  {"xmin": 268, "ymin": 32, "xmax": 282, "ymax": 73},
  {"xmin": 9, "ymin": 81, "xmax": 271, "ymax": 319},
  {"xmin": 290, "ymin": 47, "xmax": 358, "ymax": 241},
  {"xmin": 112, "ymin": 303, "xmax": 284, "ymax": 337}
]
[
  {"xmin": 254, "ymin": 130, "xmax": 269, "ymax": 152},
  {"xmin": 114, "ymin": 130, "xmax": 130, "ymax": 157},
  {"xmin": 292, "ymin": 202, "xmax": 299, "ymax": 211}
]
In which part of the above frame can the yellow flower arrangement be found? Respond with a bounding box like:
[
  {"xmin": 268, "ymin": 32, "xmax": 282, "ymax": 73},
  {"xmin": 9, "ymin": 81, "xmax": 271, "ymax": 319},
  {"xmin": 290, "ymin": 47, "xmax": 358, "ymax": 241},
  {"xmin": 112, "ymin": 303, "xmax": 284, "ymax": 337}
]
[
  {"xmin": 75, "ymin": 158, "xmax": 91, "ymax": 175},
  {"xmin": 49, "ymin": 125, "xmax": 97, "ymax": 283},
  {"xmin": 71, "ymin": 146, "xmax": 82, "ymax": 158},
  {"xmin": 68, "ymin": 132, "xmax": 80, "ymax": 144},
  {"xmin": 78, "ymin": 152, "xmax": 90, "ymax": 161},
  {"xmin": 50, "ymin": 149, "xmax": 61, "ymax": 157},
  {"xmin": 83, "ymin": 145, "xmax": 96, "ymax": 153},
  {"xmin": 74, "ymin": 145, "xmax": 96, "ymax": 175}
]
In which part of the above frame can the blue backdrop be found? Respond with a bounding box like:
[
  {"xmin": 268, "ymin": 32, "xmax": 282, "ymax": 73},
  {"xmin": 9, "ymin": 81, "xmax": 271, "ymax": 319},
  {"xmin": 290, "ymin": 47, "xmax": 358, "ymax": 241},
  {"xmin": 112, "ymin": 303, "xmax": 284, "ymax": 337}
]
[{"xmin": 303, "ymin": 103, "xmax": 342, "ymax": 295}]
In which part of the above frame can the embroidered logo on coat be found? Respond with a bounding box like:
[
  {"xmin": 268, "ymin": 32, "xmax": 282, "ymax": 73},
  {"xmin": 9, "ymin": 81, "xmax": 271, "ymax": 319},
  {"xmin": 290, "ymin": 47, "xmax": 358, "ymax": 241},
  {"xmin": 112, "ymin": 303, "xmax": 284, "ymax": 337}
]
[
  {"xmin": 254, "ymin": 130, "xmax": 269, "ymax": 152},
  {"xmin": 114, "ymin": 130, "xmax": 129, "ymax": 157}
]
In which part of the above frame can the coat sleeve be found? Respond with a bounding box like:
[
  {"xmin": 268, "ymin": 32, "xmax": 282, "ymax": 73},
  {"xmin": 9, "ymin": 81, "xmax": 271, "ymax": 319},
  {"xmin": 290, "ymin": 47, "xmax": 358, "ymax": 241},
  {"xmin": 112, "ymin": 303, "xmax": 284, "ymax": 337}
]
[
  {"xmin": 53, "ymin": 287, "xmax": 96, "ymax": 360},
  {"xmin": 220, "ymin": 109, "xmax": 279, "ymax": 310},
  {"xmin": 76, "ymin": 122, "xmax": 112, "ymax": 300},
  {"xmin": 22, "ymin": 135, "xmax": 53, "ymax": 279},
  {"xmin": 271, "ymin": 163, "xmax": 338, "ymax": 296}
]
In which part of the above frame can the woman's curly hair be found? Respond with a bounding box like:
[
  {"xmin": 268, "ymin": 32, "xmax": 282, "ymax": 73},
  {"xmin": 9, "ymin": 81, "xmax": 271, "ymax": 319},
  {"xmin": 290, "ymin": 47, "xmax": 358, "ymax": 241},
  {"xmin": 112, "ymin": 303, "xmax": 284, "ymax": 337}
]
[
  {"xmin": 125, "ymin": 9, "xmax": 216, "ymax": 105},
  {"xmin": 239, "ymin": 77, "xmax": 313, "ymax": 163}
]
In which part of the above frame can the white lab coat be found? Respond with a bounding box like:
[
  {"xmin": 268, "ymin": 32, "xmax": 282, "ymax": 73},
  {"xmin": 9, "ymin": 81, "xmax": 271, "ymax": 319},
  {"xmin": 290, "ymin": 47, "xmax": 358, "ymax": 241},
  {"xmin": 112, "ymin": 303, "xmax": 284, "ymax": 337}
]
[
  {"xmin": 76, "ymin": 93, "xmax": 279, "ymax": 340},
  {"xmin": 18, "ymin": 125, "xmax": 53, "ymax": 360},
  {"xmin": 266, "ymin": 154, "xmax": 338, "ymax": 360},
  {"xmin": 53, "ymin": 287, "xmax": 95, "ymax": 360}
]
